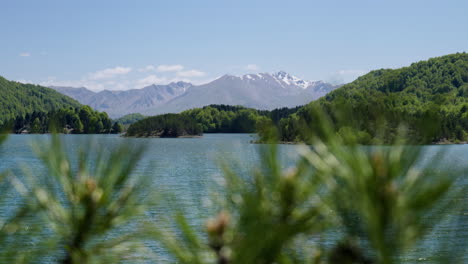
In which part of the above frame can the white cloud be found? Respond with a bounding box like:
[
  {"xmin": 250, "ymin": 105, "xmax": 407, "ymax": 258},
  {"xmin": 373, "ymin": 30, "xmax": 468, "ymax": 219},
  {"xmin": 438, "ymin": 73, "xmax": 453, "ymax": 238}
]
[
  {"xmin": 39, "ymin": 79, "xmax": 105, "ymax": 90},
  {"xmin": 136, "ymin": 74, "xmax": 205, "ymax": 88},
  {"xmin": 33, "ymin": 64, "xmax": 211, "ymax": 91},
  {"xmin": 138, "ymin": 65, "xmax": 157, "ymax": 72},
  {"xmin": 177, "ymin": 69, "xmax": 206, "ymax": 78},
  {"xmin": 19, "ymin": 52, "xmax": 31, "ymax": 57},
  {"xmin": 245, "ymin": 64, "xmax": 259, "ymax": 71},
  {"xmin": 327, "ymin": 69, "xmax": 368, "ymax": 85},
  {"xmin": 137, "ymin": 75, "xmax": 169, "ymax": 87},
  {"xmin": 16, "ymin": 79, "xmax": 34, "ymax": 84},
  {"xmin": 337, "ymin": 69, "xmax": 368, "ymax": 75},
  {"xmin": 156, "ymin": 64, "xmax": 184, "ymax": 72},
  {"xmin": 89, "ymin": 66, "xmax": 132, "ymax": 80}
]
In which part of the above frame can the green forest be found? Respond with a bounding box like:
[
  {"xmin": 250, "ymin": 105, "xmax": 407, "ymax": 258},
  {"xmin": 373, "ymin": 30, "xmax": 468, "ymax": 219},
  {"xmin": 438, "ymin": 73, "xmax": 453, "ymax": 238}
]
[
  {"xmin": 125, "ymin": 113, "xmax": 203, "ymax": 137},
  {"xmin": 0, "ymin": 77, "xmax": 124, "ymax": 134},
  {"xmin": 0, "ymin": 105, "xmax": 122, "ymax": 134},
  {"xmin": 115, "ymin": 113, "xmax": 146, "ymax": 126},
  {"xmin": 182, "ymin": 105, "xmax": 267, "ymax": 133},
  {"xmin": 183, "ymin": 105, "xmax": 302, "ymax": 132},
  {"xmin": 125, "ymin": 105, "xmax": 302, "ymax": 137},
  {"xmin": 0, "ymin": 76, "xmax": 81, "ymax": 125},
  {"xmin": 260, "ymin": 53, "xmax": 468, "ymax": 144}
]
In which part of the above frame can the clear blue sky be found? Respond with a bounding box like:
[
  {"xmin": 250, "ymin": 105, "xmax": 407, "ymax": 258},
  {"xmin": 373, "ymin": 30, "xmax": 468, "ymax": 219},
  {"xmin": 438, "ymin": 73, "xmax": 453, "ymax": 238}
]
[{"xmin": 1, "ymin": 0, "xmax": 467, "ymax": 90}]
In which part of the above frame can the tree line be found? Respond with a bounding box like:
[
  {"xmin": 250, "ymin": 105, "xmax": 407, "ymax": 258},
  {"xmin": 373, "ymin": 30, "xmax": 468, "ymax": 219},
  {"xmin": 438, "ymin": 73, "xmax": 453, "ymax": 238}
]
[
  {"xmin": 1, "ymin": 106, "xmax": 124, "ymax": 134},
  {"xmin": 0, "ymin": 76, "xmax": 81, "ymax": 126},
  {"xmin": 125, "ymin": 104, "xmax": 303, "ymax": 137},
  {"xmin": 125, "ymin": 113, "xmax": 203, "ymax": 137}
]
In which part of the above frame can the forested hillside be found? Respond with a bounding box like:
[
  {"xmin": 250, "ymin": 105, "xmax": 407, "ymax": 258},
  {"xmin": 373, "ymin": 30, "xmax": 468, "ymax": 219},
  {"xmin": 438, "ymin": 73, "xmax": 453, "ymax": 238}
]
[
  {"xmin": 125, "ymin": 113, "xmax": 202, "ymax": 137},
  {"xmin": 125, "ymin": 104, "xmax": 265, "ymax": 137},
  {"xmin": 0, "ymin": 77, "xmax": 81, "ymax": 125},
  {"xmin": 0, "ymin": 106, "xmax": 120, "ymax": 134},
  {"xmin": 182, "ymin": 105, "xmax": 268, "ymax": 133},
  {"xmin": 182, "ymin": 104, "xmax": 304, "ymax": 133},
  {"xmin": 125, "ymin": 104, "xmax": 304, "ymax": 137},
  {"xmin": 265, "ymin": 53, "xmax": 468, "ymax": 144},
  {"xmin": 115, "ymin": 113, "xmax": 146, "ymax": 126}
]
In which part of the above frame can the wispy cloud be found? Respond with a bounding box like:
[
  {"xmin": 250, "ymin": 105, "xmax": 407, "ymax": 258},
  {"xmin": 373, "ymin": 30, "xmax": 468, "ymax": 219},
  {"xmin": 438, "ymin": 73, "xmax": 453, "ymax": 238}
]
[
  {"xmin": 19, "ymin": 52, "xmax": 31, "ymax": 57},
  {"xmin": 138, "ymin": 65, "xmax": 157, "ymax": 72},
  {"xmin": 40, "ymin": 78, "xmax": 106, "ymax": 91},
  {"xmin": 177, "ymin": 69, "xmax": 206, "ymax": 77},
  {"xmin": 137, "ymin": 75, "xmax": 168, "ymax": 87},
  {"xmin": 136, "ymin": 74, "xmax": 200, "ymax": 88},
  {"xmin": 157, "ymin": 64, "xmax": 184, "ymax": 72},
  {"xmin": 16, "ymin": 79, "xmax": 33, "ymax": 84},
  {"xmin": 337, "ymin": 69, "xmax": 368, "ymax": 75},
  {"xmin": 245, "ymin": 64, "xmax": 259, "ymax": 71},
  {"xmin": 327, "ymin": 69, "xmax": 368, "ymax": 84},
  {"xmin": 35, "ymin": 65, "xmax": 210, "ymax": 91},
  {"xmin": 89, "ymin": 66, "xmax": 132, "ymax": 80}
]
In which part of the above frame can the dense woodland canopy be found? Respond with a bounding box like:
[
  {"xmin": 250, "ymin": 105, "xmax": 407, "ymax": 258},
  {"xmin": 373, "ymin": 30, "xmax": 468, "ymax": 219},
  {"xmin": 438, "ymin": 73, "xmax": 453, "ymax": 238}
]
[
  {"xmin": 260, "ymin": 53, "xmax": 468, "ymax": 144},
  {"xmin": 0, "ymin": 77, "xmax": 123, "ymax": 134},
  {"xmin": 125, "ymin": 104, "xmax": 302, "ymax": 137},
  {"xmin": 182, "ymin": 104, "xmax": 302, "ymax": 132},
  {"xmin": 125, "ymin": 113, "xmax": 203, "ymax": 137},
  {"xmin": 182, "ymin": 105, "xmax": 267, "ymax": 133},
  {"xmin": 0, "ymin": 76, "xmax": 81, "ymax": 126},
  {"xmin": 0, "ymin": 105, "xmax": 121, "ymax": 134},
  {"xmin": 115, "ymin": 113, "xmax": 146, "ymax": 126}
]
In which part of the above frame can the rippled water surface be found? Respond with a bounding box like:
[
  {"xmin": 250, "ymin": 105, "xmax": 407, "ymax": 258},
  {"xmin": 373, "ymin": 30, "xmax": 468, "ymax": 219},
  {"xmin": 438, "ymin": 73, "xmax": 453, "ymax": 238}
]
[{"xmin": 0, "ymin": 134, "xmax": 466, "ymax": 263}]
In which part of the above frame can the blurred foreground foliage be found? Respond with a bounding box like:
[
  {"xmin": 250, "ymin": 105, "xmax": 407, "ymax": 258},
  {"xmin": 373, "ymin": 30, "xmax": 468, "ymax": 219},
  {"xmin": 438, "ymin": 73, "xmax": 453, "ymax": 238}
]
[
  {"xmin": 0, "ymin": 108, "xmax": 466, "ymax": 263},
  {"xmin": 154, "ymin": 108, "xmax": 466, "ymax": 264}
]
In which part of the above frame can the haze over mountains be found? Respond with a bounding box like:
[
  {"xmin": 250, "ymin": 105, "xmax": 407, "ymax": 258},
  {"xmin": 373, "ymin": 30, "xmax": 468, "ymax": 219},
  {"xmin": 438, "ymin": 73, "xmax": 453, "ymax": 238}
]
[{"xmin": 51, "ymin": 72, "xmax": 340, "ymax": 118}]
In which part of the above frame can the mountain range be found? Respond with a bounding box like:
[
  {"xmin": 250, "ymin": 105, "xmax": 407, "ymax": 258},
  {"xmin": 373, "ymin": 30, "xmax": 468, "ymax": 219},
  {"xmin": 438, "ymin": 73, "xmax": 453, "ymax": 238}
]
[{"xmin": 51, "ymin": 72, "xmax": 340, "ymax": 118}]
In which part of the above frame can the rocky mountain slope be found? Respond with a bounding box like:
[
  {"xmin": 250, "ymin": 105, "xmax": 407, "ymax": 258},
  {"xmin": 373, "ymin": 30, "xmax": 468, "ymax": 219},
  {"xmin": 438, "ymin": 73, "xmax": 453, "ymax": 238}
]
[{"xmin": 51, "ymin": 72, "xmax": 339, "ymax": 118}]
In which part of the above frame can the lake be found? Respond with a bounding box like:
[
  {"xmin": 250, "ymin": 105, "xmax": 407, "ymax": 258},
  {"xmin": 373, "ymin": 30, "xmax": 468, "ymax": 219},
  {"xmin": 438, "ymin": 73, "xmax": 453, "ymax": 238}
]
[{"xmin": 0, "ymin": 134, "xmax": 466, "ymax": 263}]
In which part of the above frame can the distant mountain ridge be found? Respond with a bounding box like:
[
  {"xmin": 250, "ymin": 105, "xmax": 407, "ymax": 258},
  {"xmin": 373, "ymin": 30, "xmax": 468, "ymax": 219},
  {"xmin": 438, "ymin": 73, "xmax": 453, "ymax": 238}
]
[
  {"xmin": 51, "ymin": 81, "xmax": 192, "ymax": 118},
  {"xmin": 51, "ymin": 72, "xmax": 340, "ymax": 118}
]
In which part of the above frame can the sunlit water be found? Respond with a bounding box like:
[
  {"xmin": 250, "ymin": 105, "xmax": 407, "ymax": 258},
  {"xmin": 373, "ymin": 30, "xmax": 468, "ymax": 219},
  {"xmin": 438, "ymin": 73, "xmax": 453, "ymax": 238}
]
[{"xmin": 0, "ymin": 134, "xmax": 466, "ymax": 263}]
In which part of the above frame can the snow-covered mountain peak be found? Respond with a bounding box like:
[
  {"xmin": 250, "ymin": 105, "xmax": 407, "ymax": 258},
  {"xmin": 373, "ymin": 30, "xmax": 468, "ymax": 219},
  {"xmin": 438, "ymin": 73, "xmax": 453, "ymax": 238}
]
[
  {"xmin": 233, "ymin": 71, "xmax": 318, "ymax": 89},
  {"xmin": 240, "ymin": 73, "xmax": 266, "ymax": 80},
  {"xmin": 272, "ymin": 71, "xmax": 312, "ymax": 89}
]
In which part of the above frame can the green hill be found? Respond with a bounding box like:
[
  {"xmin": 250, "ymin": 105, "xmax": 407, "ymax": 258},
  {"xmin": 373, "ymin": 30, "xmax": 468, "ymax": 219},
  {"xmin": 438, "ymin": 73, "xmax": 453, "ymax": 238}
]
[
  {"xmin": 182, "ymin": 104, "xmax": 267, "ymax": 133},
  {"xmin": 115, "ymin": 113, "xmax": 146, "ymax": 126},
  {"xmin": 266, "ymin": 53, "xmax": 468, "ymax": 144},
  {"xmin": 124, "ymin": 104, "xmax": 298, "ymax": 136},
  {"xmin": 0, "ymin": 76, "xmax": 121, "ymax": 134},
  {"xmin": 125, "ymin": 113, "xmax": 203, "ymax": 137},
  {"xmin": 0, "ymin": 76, "xmax": 81, "ymax": 125},
  {"xmin": 125, "ymin": 104, "xmax": 288, "ymax": 137}
]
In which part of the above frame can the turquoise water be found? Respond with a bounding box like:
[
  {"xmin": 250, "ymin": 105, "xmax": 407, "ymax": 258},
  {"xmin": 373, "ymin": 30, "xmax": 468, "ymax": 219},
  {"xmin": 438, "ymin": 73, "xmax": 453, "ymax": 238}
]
[{"xmin": 0, "ymin": 134, "xmax": 466, "ymax": 263}]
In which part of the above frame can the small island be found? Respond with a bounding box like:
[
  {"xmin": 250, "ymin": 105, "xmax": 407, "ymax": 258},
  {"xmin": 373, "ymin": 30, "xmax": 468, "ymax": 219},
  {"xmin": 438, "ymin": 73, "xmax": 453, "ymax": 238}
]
[{"xmin": 124, "ymin": 113, "xmax": 203, "ymax": 138}]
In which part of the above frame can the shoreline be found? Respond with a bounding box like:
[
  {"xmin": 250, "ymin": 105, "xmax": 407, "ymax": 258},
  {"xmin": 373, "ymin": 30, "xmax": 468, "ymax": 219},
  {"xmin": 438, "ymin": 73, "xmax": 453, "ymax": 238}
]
[
  {"xmin": 123, "ymin": 135, "xmax": 203, "ymax": 138},
  {"xmin": 4, "ymin": 133, "xmax": 467, "ymax": 145},
  {"xmin": 251, "ymin": 140, "xmax": 468, "ymax": 146}
]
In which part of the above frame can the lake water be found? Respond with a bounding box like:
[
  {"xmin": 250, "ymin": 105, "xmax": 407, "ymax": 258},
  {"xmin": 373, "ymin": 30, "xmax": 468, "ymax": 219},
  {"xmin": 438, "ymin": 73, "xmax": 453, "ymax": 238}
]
[{"xmin": 0, "ymin": 134, "xmax": 466, "ymax": 263}]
